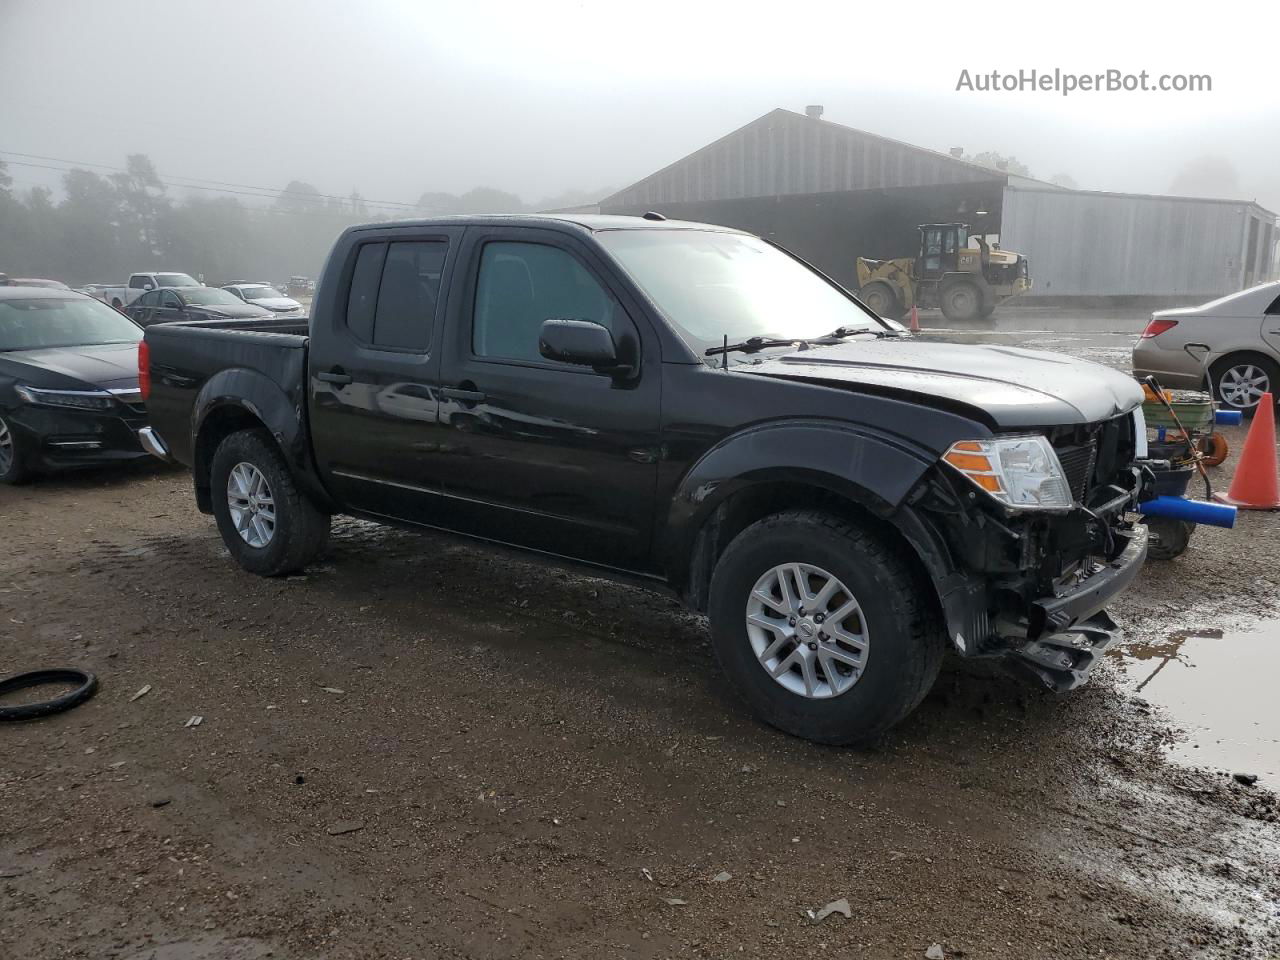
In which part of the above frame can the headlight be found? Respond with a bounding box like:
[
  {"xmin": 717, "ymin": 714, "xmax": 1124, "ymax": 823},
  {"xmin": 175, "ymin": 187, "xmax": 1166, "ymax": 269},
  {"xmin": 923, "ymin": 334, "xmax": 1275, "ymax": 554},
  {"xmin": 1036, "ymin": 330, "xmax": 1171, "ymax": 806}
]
[
  {"xmin": 15, "ymin": 384, "xmax": 117, "ymax": 411},
  {"xmin": 943, "ymin": 435, "xmax": 1073, "ymax": 511}
]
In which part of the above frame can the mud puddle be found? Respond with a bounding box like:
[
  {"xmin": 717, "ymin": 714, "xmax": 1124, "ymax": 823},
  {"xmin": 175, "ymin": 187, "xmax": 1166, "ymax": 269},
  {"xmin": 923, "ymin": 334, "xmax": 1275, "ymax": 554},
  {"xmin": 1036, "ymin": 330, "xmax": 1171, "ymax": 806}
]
[{"xmin": 1112, "ymin": 621, "xmax": 1280, "ymax": 780}]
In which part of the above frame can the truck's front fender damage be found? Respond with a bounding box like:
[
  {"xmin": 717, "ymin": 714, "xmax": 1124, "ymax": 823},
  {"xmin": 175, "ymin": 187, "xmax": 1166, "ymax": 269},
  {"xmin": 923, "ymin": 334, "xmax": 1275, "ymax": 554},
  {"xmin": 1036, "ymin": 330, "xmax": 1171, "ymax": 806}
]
[{"xmin": 904, "ymin": 463, "xmax": 1148, "ymax": 691}]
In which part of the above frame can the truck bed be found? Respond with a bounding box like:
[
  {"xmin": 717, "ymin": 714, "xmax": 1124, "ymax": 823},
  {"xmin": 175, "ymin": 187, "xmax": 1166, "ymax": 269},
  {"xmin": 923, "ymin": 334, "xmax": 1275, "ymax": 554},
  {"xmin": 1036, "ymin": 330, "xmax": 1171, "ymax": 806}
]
[{"xmin": 143, "ymin": 317, "xmax": 312, "ymax": 471}]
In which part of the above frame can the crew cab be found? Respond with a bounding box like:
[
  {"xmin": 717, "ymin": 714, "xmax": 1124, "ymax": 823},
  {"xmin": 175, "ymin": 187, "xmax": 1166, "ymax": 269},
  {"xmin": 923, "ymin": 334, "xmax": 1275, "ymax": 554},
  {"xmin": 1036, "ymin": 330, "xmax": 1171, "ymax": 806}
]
[
  {"xmin": 140, "ymin": 215, "xmax": 1150, "ymax": 744},
  {"xmin": 94, "ymin": 272, "xmax": 201, "ymax": 310}
]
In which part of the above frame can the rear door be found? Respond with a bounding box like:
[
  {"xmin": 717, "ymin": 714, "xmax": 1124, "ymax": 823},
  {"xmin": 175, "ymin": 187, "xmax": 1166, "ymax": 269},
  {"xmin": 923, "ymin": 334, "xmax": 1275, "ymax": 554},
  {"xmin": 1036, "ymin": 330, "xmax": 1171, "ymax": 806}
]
[
  {"xmin": 431, "ymin": 226, "xmax": 662, "ymax": 571},
  {"xmin": 1262, "ymin": 290, "xmax": 1280, "ymax": 360},
  {"xmin": 308, "ymin": 227, "xmax": 463, "ymax": 522}
]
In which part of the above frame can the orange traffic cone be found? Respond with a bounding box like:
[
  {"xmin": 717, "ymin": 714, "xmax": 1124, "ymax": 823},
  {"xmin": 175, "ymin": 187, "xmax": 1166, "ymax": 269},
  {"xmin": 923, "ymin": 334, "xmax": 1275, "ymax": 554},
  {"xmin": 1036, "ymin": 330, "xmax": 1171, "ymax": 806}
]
[
  {"xmin": 908, "ymin": 304, "xmax": 920, "ymax": 333},
  {"xmin": 1213, "ymin": 393, "xmax": 1280, "ymax": 510}
]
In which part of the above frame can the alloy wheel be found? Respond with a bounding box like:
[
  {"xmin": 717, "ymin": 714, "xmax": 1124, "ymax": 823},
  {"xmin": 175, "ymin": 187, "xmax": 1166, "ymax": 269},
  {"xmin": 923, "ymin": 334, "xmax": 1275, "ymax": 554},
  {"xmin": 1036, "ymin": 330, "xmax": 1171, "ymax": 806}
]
[
  {"xmin": 227, "ymin": 462, "xmax": 276, "ymax": 548},
  {"xmin": 1219, "ymin": 364, "xmax": 1270, "ymax": 409},
  {"xmin": 744, "ymin": 562, "xmax": 869, "ymax": 699}
]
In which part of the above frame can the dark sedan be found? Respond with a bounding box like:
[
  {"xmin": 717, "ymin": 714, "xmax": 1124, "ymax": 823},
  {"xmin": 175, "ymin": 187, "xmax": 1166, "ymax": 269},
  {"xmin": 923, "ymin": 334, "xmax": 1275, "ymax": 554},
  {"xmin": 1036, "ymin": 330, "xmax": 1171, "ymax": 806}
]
[
  {"xmin": 0, "ymin": 287, "xmax": 151, "ymax": 484},
  {"xmin": 124, "ymin": 286, "xmax": 273, "ymax": 327}
]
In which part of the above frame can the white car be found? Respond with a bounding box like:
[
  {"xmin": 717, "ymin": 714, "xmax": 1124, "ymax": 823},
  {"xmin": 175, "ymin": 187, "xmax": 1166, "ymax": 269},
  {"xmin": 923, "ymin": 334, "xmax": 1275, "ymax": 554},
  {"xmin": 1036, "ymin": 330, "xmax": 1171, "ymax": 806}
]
[
  {"xmin": 1132, "ymin": 281, "xmax": 1280, "ymax": 413},
  {"xmin": 222, "ymin": 282, "xmax": 305, "ymax": 317}
]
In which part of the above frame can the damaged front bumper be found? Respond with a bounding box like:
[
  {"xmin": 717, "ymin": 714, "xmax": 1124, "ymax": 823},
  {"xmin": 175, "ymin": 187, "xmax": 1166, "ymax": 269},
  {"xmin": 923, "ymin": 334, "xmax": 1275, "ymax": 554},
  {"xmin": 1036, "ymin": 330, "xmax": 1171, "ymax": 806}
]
[{"xmin": 1008, "ymin": 525, "xmax": 1148, "ymax": 691}]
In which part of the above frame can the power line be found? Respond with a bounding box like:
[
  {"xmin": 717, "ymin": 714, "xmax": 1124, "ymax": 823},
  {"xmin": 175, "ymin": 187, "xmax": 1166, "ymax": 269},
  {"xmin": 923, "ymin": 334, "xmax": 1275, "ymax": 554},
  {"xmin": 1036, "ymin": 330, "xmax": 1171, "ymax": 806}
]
[
  {"xmin": 0, "ymin": 169, "xmax": 405, "ymax": 223},
  {"xmin": 0, "ymin": 149, "xmax": 423, "ymax": 212}
]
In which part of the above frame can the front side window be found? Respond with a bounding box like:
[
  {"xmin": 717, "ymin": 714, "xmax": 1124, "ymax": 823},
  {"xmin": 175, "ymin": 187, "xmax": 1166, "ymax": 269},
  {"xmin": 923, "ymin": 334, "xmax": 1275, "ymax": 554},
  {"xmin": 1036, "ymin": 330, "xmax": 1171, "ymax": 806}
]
[
  {"xmin": 472, "ymin": 242, "xmax": 616, "ymax": 363},
  {"xmin": 129, "ymin": 275, "xmax": 151, "ymax": 289}
]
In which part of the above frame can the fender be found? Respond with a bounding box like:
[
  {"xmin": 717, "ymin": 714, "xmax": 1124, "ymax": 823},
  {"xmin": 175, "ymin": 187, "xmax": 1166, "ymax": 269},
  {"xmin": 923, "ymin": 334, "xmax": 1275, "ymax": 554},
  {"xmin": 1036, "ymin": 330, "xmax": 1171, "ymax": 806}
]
[
  {"xmin": 664, "ymin": 418, "xmax": 942, "ymax": 576},
  {"xmin": 663, "ymin": 418, "xmax": 982, "ymax": 645},
  {"xmin": 190, "ymin": 364, "xmax": 335, "ymax": 512}
]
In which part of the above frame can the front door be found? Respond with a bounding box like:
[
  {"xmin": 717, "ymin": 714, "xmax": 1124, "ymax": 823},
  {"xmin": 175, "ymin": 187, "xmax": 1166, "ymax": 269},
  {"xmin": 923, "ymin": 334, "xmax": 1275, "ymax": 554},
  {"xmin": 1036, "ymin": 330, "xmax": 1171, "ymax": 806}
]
[
  {"xmin": 433, "ymin": 227, "xmax": 662, "ymax": 572},
  {"xmin": 308, "ymin": 227, "xmax": 462, "ymax": 521}
]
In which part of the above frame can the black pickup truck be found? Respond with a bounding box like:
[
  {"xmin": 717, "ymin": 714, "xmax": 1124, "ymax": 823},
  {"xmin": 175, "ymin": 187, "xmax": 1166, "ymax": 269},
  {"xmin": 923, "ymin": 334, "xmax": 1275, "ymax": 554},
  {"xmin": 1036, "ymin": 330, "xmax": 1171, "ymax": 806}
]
[{"xmin": 140, "ymin": 214, "xmax": 1149, "ymax": 744}]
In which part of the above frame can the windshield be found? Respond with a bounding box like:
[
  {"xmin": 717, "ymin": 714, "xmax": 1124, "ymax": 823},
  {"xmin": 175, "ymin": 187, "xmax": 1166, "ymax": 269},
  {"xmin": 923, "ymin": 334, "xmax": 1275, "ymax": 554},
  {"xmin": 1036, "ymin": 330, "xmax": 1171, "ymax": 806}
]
[
  {"xmin": 180, "ymin": 288, "xmax": 244, "ymax": 306},
  {"xmin": 597, "ymin": 230, "xmax": 885, "ymax": 355},
  {"xmin": 239, "ymin": 285, "xmax": 284, "ymax": 300},
  {"xmin": 156, "ymin": 273, "xmax": 199, "ymax": 287},
  {"xmin": 0, "ymin": 297, "xmax": 142, "ymax": 351}
]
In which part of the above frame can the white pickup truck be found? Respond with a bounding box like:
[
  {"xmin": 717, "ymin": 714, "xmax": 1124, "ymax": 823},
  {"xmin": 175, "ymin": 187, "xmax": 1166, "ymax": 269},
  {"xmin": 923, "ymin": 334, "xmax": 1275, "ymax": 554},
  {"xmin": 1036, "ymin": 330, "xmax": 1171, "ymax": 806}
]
[{"xmin": 94, "ymin": 271, "xmax": 201, "ymax": 309}]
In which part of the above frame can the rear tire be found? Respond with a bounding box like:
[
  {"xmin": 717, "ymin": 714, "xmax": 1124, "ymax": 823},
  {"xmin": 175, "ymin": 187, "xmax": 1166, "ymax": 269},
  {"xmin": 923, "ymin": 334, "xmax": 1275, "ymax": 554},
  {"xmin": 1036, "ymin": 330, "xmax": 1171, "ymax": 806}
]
[
  {"xmin": 1210, "ymin": 354, "xmax": 1278, "ymax": 415},
  {"xmin": 210, "ymin": 428, "xmax": 330, "ymax": 576},
  {"xmin": 0, "ymin": 413, "xmax": 32, "ymax": 486},
  {"xmin": 707, "ymin": 510, "xmax": 944, "ymax": 745},
  {"xmin": 940, "ymin": 280, "xmax": 982, "ymax": 322}
]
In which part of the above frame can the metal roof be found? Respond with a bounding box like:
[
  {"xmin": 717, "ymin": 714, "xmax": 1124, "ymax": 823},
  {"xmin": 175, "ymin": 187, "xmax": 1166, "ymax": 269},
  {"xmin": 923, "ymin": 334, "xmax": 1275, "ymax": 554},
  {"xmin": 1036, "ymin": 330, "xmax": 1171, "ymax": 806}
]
[{"xmin": 601, "ymin": 108, "xmax": 1007, "ymax": 209}]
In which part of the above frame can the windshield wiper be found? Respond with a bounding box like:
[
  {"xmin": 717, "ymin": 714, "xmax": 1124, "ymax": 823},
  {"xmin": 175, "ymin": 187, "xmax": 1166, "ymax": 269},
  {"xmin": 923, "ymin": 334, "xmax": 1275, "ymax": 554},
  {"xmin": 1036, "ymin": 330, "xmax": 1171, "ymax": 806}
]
[
  {"xmin": 817, "ymin": 325, "xmax": 893, "ymax": 340},
  {"xmin": 704, "ymin": 336, "xmax": 809, "ymax": 359}
]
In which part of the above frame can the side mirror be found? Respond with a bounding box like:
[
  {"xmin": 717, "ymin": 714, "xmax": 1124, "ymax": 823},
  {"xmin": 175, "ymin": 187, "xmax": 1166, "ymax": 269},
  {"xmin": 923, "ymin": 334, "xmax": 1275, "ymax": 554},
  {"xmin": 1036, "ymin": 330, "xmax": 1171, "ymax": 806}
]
[
  {"xmin": 143, "ymin": 283, "xmax": 154, "ymax": 291},
  {"xmin": 539, "ymin": 319, "xmax": 629, "ymax": 374}
]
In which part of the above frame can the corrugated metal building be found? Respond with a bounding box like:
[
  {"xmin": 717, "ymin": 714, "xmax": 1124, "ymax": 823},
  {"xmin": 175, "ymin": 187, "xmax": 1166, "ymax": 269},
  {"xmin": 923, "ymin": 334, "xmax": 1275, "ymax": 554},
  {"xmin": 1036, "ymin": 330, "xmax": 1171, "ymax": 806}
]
[
  {"xmin": 600, "ymin": 107, "xmax": 1278, "ymax": 302},
  {"xmin": 1000, "ymin": 185, "xmax": 1276, "ymax": 300}
]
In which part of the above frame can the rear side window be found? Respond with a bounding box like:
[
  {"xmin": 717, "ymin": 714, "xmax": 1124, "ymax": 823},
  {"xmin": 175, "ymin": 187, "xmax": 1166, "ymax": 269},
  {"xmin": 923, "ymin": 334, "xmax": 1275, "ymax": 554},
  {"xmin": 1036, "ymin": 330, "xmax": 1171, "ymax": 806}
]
[
  {"xmin": 344, "ymin": 240, "xmax": 447, "ymax": 350},
  {"xmin": 1266, "ymin": 293, "xmax": 1280, "ymax": 316},
  {"xmin": 345, "ymin": 243, "xmax": 386, "ymax": 342}
]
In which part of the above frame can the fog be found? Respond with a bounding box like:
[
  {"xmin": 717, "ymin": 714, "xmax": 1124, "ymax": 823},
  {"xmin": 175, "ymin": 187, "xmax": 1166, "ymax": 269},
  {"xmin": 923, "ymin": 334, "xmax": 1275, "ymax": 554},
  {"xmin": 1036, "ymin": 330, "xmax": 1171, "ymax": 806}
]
[
  {"xmin": 3, "ymin": 0, "xmax": 1277, "ymax": 205},
  {"xmin": 2, "ymin": 0, "xmax": 1277, "ymax": 281}
]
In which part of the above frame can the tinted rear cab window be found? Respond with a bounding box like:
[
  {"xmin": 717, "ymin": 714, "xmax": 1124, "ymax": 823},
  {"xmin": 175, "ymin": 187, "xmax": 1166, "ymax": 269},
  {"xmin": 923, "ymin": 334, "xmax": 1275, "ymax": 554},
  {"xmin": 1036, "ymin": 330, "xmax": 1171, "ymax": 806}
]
[{"xmin": 345, "ymin": 240, "xmax": 446, "ymax": 351}]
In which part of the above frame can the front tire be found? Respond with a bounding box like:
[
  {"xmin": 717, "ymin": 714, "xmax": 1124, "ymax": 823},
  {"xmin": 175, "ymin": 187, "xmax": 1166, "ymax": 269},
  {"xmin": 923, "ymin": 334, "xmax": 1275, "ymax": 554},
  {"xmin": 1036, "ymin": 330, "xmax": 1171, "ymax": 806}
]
[
  {"xmin": 858, "ymin": 282, "xmax": 904, "ymax": 321},
  {"xmin": 708, "ymin": 510, "xmax": 944, "ymax": 745},
  {"xmin": 210, "ymin": 429, "xmax": 330, "ymax": 576},
  {"xmin": 0, "ymin": 413, "xmax": 32, "ymax": 485}
]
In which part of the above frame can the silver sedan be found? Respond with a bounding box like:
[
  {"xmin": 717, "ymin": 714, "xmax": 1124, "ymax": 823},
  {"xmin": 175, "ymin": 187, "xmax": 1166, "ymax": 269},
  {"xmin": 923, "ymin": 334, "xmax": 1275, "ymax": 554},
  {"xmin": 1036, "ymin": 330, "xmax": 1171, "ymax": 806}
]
[{"xmin": 1132, "ymin": 281, "xmax": 1280, "ymax": 413}]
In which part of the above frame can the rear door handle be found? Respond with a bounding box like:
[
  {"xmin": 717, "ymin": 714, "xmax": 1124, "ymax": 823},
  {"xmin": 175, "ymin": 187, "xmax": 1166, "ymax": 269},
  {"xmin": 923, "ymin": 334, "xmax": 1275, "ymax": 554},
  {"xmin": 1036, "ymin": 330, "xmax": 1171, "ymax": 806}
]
[
  {"xmin": 441, "ymin": 387, "xmax": 486, "ymax": 402},
  {"xmin": 317, "ymin": 370, "xmax": 352, "ymax": 385}
]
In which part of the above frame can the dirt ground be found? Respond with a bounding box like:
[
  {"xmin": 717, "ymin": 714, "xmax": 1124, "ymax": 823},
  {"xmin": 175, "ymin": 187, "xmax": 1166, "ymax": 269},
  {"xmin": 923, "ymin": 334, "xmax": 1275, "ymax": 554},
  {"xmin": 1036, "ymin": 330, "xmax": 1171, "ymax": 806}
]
[{"xmin": 2, "ymin": 429, "xmax": 1279, "ymax": 959}]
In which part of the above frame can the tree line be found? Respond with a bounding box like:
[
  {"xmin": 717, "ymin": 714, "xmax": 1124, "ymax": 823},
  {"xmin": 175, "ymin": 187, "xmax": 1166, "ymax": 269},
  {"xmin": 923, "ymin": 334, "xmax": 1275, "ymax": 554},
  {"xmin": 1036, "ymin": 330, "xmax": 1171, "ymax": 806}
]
[{"xmin": 0, "ymin": 154, "xmax": 607, "ymax": 286}]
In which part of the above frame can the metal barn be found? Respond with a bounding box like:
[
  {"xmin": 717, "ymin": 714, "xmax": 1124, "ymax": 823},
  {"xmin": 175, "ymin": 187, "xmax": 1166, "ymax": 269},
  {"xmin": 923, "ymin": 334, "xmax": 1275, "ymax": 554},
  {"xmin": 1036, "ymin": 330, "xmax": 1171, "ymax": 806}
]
[{"xmin": 601, "ymin": 107, "xmax": 1278, "ymax": 303}]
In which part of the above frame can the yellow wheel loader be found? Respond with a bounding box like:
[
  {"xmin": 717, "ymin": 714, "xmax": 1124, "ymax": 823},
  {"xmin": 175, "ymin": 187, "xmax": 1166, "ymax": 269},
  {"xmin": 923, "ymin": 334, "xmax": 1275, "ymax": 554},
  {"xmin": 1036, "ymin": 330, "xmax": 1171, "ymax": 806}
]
[{"xmin": 856, "ymin": 223, "xmax": 1031, "ymax": 322}]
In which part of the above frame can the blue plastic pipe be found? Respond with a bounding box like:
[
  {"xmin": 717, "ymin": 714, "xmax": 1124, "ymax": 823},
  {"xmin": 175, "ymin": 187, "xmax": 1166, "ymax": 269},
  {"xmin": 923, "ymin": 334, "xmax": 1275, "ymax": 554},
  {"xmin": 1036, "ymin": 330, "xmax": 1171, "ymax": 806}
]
[
  {"xmin": 1215, "ymin": 409, "xmax": 1243, "ymax": 425},
  {"xmin": 1139, "ymin": 496, "xmax": 1237, "ymax": 528}
]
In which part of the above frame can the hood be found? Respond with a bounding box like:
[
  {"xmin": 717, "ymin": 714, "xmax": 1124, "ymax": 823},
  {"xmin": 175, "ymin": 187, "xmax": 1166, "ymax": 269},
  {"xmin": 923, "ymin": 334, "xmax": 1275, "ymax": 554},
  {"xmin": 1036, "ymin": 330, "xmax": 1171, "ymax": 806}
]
[
  {"xmin": 746, "ymin": 339, "xmax": 1144, "ymax": 428},
  {"xmin": 189, "ymin": 304, "xmax": 272, "ymax": 319},
  {"xmin": 247, "ymin": 297, "xmax": 302, "ymax": 312},
  {"xmin": 1, "ymin": 341, "xmax": 141, "ymax": 391}
]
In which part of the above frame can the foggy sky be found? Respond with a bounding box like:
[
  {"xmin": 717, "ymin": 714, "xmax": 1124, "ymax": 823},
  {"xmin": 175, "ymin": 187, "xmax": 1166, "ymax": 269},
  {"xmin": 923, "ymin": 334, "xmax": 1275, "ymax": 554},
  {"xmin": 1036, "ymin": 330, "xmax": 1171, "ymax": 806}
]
[{"xmin": 2, "ymin": 0, "xmax": 1278, "ymax": 213}]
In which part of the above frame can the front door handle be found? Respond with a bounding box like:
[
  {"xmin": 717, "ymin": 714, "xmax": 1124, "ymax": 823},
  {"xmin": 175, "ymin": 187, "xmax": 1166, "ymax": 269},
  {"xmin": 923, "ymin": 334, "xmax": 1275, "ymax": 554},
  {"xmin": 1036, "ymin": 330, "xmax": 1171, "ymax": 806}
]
[
  {"xmin": 317, "ymin": 369, "xmax": 352, "ymax": 385},
  {"xmin": 441, "ymin": 386, "xmax": 486, "ymax": 403}
]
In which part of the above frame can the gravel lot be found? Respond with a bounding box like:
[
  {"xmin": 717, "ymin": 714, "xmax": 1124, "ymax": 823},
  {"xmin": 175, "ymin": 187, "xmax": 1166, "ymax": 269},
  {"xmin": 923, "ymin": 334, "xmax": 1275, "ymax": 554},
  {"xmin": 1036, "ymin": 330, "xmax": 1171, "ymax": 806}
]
[{"xmin": 2, "ymin": 313, "xmax": 1279, "ymax": 959}]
